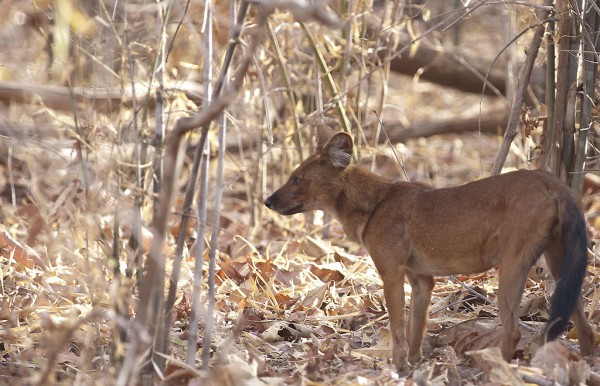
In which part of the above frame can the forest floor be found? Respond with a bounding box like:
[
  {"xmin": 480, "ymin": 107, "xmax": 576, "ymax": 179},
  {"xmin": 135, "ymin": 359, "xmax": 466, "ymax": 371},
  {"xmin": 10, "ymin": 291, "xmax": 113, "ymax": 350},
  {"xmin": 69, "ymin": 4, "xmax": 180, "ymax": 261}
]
[{"xmin": 1, "ymin": 128, "xmax": 599, "ymax": 385}]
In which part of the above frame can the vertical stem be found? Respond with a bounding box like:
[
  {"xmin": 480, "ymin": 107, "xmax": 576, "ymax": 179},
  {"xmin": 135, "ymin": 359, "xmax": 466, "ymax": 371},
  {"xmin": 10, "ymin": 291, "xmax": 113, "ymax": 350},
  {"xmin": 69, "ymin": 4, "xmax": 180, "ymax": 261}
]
[
  {"xmin": 153, "ymin": 0, "xmax": 174, "ymax": 372},
  {"xmin": 505, "ymin": 3, "xmax": 516, "ymax": 103},
  {"xmin": 340, "ymin": 0, "xmax": 353, "ymax": 142},
  {"xmin": 561, "ymin": 0, "xmax": 583, "ymax": 182},
  {"xmin": 202, "ymin": 112, "xmax": 227, "ymax": 369},
  {"xmin": 187, "ymin": 131, "xmax": 210, "ymax": 365},
  {"xmin": 571, "ymin": 0, "xmax": 599, "ymax": 192},
  {"xmin": 123, "ymin": 8, "xmax": 143, "ymax": 280},
  {"xmin": 199, "ymin": 0, "xmax": 238, "ymax": 369},
  {"xmin": 550, "ymin": 0, "xmax": 573, "ymax": 176},
  {"xmin": 153, "ymin": 9, "xmax": 167, "ymax": 217},
  {"xmin": 543, "ymin": 16, "xmax": 556, "ymax": 171},
  {"xmin": 110, "ymin": 168, "xmax": 125, "ymax": 363},
  {"xmin": 551, "ymin": 0, "xmax": 580, "ymax": 179},
  {"xmin": 110, "ymin": 1, "xmax": 127, "ymax": 364},
  {"xmin": 185, "ymin": 3, "xmax": 215, "ymax": 366}
]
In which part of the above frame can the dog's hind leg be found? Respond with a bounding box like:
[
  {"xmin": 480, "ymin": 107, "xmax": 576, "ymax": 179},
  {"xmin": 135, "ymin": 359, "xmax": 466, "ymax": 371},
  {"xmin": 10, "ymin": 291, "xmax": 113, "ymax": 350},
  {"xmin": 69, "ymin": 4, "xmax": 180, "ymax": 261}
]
[
  {"xmin": 497, "ymin": 257, "xmax": 531, "ymax": 361},
  {"xmin": 383, "ymin": 269, "xmax": 409, "ymax": 371},
  {"xmin": 406, "ymin": 272, "xmax": 434, "ymax": 365}
]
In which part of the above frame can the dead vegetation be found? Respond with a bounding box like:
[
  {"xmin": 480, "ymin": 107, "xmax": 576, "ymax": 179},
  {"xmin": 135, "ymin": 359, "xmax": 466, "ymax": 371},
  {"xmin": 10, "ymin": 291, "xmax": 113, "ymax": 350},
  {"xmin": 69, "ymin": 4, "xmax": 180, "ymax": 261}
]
[{"xmin": 0, "ymin": 0, "xmax": 599, "ymax": 385}]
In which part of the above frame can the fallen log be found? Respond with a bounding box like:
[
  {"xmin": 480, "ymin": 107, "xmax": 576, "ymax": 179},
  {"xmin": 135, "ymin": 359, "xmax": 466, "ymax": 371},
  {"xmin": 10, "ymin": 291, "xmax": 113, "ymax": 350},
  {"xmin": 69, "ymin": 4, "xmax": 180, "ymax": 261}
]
[
  {"xmin": 0, "ymin": 80, "xmax": 206, "ymax": 113},
  {"xmin": 364, "ymin": 14, "xmax": 507, "ymax": 96},
  {"xmin": 380, "ymin": 105, "xmax": 509, "ymax": 142},
  {"xmin": 386, "ymin": 35, "xmax": 507, "ymax": 96}
]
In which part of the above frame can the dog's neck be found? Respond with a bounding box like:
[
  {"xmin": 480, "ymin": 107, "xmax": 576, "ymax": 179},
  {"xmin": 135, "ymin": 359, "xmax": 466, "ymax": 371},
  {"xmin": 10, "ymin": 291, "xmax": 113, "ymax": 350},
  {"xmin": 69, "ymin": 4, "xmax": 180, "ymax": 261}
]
[{"xmin": 329, "ymin": 165, "xmax": 395, "ymax": 243}]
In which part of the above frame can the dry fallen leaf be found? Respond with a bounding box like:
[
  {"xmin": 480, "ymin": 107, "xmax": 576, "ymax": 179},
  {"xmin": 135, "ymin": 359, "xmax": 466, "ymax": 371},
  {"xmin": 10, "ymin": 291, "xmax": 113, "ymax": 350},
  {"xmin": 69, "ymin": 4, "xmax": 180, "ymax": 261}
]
[
  {"xmin": 531, "ymin": 341, "xmax": 589, "ymax": 385},
  {"xmin": 0, "ymin": 230, "xmax": 43, "ymax": 269},
  {"xmin": 467, "ymin": 347, "xmax": 524, "ymax": 385},
  {"xmin": 261, "ymin": 321, "xmax": 315, "ymax": 343}
]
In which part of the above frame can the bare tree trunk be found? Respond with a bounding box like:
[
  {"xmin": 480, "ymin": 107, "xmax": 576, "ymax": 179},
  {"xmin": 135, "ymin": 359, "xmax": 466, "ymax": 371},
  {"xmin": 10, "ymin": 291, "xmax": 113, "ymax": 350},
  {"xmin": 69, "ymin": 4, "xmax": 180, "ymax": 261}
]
[{"xmin": 549, "ymin": 0, "xmax": 578, "ymax": 179}]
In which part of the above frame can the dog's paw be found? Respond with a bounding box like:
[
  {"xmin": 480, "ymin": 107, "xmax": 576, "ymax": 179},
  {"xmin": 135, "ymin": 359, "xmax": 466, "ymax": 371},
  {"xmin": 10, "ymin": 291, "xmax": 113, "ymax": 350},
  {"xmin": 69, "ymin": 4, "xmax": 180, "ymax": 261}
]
[{"xmin": 392, "ymin": 348, "xmax": 410, "ymax": 372}]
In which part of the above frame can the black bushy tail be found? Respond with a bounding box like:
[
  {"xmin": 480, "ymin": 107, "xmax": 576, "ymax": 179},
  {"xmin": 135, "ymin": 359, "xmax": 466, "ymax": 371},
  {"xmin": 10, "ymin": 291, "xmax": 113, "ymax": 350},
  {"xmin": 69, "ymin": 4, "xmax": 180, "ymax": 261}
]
[{"xmin": 545, "ymin": 198, "xmax": 588, "ymax": 341}]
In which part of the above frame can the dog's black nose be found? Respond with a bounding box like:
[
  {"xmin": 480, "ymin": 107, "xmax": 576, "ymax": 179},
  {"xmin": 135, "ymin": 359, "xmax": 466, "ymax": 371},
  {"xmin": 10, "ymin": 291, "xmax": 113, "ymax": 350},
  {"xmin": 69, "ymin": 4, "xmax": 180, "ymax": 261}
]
[{"xmin": 264, "ymin": 196, "xmax": 273, "ymax": 208}]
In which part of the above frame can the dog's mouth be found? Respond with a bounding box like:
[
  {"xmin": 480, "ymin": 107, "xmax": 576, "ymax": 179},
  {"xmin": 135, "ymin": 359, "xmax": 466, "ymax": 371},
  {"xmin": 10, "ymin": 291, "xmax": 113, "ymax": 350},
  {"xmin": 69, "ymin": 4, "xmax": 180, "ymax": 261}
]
[{"xmin": 278, "ymin": 204, "xmax": 304, "ymax": 215}]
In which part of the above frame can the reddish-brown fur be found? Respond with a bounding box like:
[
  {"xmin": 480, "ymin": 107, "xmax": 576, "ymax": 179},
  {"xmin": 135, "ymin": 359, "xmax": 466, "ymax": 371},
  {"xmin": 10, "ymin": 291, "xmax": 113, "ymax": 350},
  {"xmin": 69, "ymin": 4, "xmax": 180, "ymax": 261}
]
[{"xmin": 265, "ymin": 132, "xmax": 594, "ymax": 370}]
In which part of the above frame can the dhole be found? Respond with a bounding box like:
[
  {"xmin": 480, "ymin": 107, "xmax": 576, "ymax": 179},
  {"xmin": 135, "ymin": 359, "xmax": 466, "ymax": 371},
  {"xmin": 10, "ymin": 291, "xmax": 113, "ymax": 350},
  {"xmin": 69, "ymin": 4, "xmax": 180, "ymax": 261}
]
[{"xmin": 265, "ymin": 131, "xmax": 594, "ymax": 370}]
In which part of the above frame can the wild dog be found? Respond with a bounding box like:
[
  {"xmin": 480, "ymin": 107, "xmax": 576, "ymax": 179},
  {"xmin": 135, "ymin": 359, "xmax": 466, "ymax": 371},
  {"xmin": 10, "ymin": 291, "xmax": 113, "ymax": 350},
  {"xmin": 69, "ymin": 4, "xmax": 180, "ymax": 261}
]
[{"xmin": 264, "ymin": 131, "xmax": 594, "ymax": 370}]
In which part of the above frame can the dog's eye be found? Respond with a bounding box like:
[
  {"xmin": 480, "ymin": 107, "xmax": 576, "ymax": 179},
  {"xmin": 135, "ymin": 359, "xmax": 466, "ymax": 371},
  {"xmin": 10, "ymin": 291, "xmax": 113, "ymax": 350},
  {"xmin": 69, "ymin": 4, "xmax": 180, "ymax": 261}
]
[{"xmin": 292, "ymin": 177, "xmax": 301, "ymax": 185}]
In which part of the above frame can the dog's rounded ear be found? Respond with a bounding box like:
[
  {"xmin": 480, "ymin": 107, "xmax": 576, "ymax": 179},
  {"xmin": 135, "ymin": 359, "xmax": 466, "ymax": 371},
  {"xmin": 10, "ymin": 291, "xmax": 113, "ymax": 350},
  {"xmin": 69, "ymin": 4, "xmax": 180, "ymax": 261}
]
[
  {"xmin": 325, "ymin": 132, "xmax": 353, "ymax": 168},
  {"xmin": 315, "ymin": 123, "xmax": 337, "ymax": 150}
]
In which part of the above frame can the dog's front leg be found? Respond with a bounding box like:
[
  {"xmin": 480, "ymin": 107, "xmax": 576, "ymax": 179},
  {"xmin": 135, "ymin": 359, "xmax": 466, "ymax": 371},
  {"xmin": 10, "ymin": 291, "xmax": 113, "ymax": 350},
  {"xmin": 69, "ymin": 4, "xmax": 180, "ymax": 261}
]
[
  {"xmin": 383, "ymin": 269, "xmax": 409, "ymax": 371},
  {"xmin": 407, "ymin": 273, "xmax": 434, "ymax": 365}
]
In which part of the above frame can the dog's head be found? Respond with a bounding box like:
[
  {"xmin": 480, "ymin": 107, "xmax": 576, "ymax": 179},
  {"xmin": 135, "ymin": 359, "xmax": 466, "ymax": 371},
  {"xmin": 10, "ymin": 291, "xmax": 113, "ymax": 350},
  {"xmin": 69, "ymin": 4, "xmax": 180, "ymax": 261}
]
[{"xmin": 264, "ymin": 132, "xmax": 353, "ymax": 215}]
